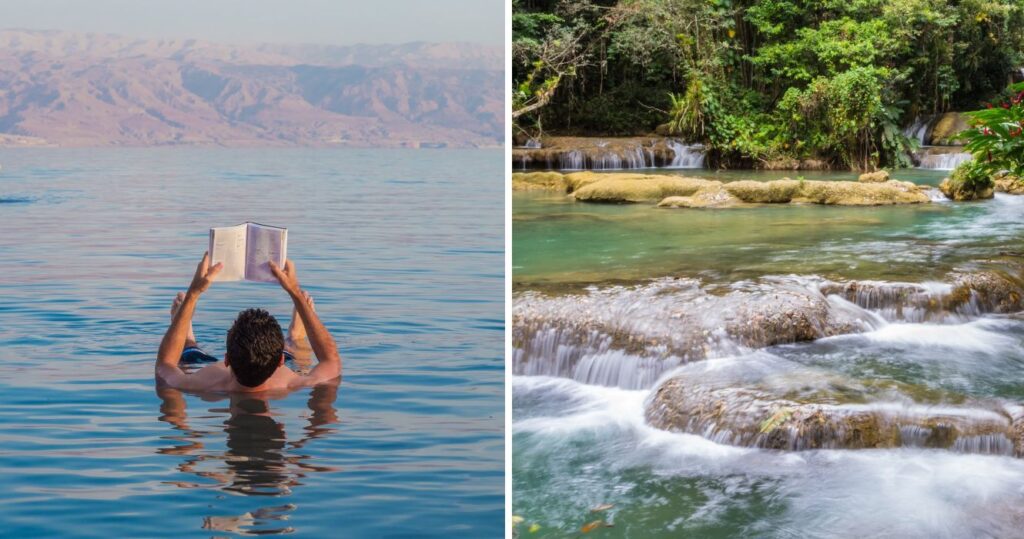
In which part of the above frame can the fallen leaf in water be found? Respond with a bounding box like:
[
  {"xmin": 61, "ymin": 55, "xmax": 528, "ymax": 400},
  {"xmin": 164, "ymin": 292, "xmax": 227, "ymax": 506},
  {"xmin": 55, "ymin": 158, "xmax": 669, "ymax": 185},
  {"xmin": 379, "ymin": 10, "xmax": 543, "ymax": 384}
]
[
  {"xmin": 581, "ymin": 520, "xmax": 604, "ymax": 533},
  {"xmin": 590, "ymin": 503, "xmax": 614, "ymax": 513},
  {"xmin": 529, "ymin": 523, "xmax": 541, "ymax": 533},
  {"xmin": 759, "ymin": 406, "xmax": 794, "ymax": 433},
  {"xmin": 512, "ymin": 515, "xmax": 525, "ymax": 525}
]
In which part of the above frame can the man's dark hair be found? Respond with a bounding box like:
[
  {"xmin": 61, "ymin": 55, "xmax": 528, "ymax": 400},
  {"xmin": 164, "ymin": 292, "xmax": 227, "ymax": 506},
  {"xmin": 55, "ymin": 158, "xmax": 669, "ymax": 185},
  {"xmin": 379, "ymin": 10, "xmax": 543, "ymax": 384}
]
[{"xmin": 226, "ymin": 308, "xmax": 284, "ymax": 387}]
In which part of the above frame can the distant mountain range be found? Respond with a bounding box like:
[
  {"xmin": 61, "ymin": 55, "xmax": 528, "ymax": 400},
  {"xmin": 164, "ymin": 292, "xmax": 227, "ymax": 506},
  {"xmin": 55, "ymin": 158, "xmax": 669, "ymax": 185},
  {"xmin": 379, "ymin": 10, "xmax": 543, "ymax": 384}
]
[{"xmin": 0, "ymin": 29, "xmax": 504, "ymax": 147}]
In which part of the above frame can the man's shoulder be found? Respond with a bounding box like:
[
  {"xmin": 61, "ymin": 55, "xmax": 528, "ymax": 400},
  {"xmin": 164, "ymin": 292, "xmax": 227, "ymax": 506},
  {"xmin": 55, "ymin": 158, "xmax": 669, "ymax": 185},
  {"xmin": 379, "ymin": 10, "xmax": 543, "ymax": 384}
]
[{"xmin": 165, "ymin": 362, "xmax": 231, "ymax": 391}]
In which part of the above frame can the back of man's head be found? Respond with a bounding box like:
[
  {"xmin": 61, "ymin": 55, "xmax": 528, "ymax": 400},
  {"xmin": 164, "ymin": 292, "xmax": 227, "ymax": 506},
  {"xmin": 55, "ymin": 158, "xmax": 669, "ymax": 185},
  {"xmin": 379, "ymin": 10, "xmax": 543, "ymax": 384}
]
[{"xmin": 226, "ymin": 308, "xmax": 284, "ymax": 387}]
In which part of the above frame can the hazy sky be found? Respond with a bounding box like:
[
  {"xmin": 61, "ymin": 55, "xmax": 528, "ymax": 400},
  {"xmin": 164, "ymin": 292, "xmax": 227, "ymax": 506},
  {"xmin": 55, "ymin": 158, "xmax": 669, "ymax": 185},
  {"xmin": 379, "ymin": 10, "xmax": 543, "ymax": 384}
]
[{"xmin": 0, "ymin": 0, "xmax": 504, "ymax": 46}]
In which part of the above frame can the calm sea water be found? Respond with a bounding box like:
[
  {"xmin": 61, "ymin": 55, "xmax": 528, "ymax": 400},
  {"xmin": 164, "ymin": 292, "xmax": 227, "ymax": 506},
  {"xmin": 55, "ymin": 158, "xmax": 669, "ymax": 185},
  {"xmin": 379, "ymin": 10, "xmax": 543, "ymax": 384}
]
[{"xmin": 0, "ymin": 148, "xmax": 503, "ymax": 537}]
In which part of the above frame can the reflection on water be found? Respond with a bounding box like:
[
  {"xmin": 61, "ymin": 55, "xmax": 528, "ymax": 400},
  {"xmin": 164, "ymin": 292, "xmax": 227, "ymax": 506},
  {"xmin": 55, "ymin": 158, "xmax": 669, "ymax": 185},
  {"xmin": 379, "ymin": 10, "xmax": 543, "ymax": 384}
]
[
  {"xmin": 157, "ymin": 383, "xmax": 339, "ymax": 534},
  {"xmin": 0, "ymin": 148, "xmax": 503, "ymax": 537}
]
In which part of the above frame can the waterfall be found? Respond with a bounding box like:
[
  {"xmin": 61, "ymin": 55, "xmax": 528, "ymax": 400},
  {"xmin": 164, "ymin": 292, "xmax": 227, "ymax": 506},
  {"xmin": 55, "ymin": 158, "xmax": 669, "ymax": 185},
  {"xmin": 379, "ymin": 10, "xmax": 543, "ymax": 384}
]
[
  {"xmin": 523, "ymin": 138, "xmax": 541, "ymax": 149},
  {"xmin": 917, "ymin": 150, "xmax": 971, "ymax": 170},
  {"xmin": 558, "ymin": 150, "xmax": 585, "ymax": 170},
  {"xmin": 903, "ymin": 117, "xmax": 931, "ymax": 145},
  {"xmin": 666, "ymin": 141, "xmax": 705, "ymax": 168}
]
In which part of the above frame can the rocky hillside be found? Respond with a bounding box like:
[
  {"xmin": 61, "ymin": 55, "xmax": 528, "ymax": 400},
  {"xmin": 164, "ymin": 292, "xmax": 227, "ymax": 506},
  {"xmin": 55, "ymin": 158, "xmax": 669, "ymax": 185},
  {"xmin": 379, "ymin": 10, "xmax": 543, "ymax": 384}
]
[{"xmin": 0, "ymin": 29, "xmax": 503, "ymax": 147}]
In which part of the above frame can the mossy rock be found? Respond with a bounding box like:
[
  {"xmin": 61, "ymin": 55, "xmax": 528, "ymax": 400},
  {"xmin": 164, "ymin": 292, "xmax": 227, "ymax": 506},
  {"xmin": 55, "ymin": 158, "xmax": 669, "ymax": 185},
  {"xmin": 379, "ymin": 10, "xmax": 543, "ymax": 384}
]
[
  {"xmin": 939, "ymin": 177, "xmax": 994, "ymax": 201},
  {"xmin": 798, "ymin": 179, "xmax": 930, "ymax": 205},
  {"xmin": 858, "ymin": 170, "xmax": 890, "ymax": 183},
  {"xmin": 724, "ymin": 179, "xmax": 802, "ymax": 203},
  {"xmin": 995, "ymin": 174, "xmax": 1024, "ymax": 195},
  {"xmin": 657, "ymin": 187, "xmax": 741, "ymax": 208},
  {"xmin": 929, "ymin": 112, "xmax": 970, "ymax": 145},
  {"xmin": 645, "ymin": 376, "xmax": 1015, "ymax": 452},
  {"xmin": 570, "ymin": 175, "xmax": 715, "ymax": 203},
  {"xmin": 511, "ymin": 172, "xmax": 570, "ymax": 192}
]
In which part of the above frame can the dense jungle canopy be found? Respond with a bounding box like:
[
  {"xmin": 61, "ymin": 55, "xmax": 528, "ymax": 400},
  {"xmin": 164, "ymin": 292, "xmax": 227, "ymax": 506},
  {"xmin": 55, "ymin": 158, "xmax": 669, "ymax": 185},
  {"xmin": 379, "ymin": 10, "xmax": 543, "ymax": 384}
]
[{"xmin": 512, "ymin": 0, "xmax": 1024, "ymax": 169}]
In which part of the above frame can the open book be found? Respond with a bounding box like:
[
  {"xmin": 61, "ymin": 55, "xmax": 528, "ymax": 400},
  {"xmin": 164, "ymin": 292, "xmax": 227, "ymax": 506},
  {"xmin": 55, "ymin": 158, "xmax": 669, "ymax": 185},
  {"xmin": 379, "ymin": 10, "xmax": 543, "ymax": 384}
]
[{"xmin": 209, "ymin": 222, "xmax": 287, "ymax": 282}]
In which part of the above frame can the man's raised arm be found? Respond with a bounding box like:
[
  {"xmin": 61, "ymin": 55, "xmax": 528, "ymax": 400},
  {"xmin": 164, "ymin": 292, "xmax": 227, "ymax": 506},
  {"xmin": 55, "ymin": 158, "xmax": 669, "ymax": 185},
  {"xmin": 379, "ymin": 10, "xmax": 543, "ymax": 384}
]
[
  {"xmin": 269, "ymin": 260, "xmax": 341, "ymax": 382},
  {"xmin": 156, "ymin": 253, "xmax": 221, "ymax": 383}
]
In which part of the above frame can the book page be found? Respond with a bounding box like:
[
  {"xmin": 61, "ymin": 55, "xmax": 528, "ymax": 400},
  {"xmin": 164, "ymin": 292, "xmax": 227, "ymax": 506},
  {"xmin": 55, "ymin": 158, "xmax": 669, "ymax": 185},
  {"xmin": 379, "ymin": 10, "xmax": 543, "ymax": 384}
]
[
  {"xmin": 244, "ymin": 223, "xmax": 287, "ymax": 282},
  {"xmin": 209, "ymin": 224, "xmax": 247, "ymax": 281}
]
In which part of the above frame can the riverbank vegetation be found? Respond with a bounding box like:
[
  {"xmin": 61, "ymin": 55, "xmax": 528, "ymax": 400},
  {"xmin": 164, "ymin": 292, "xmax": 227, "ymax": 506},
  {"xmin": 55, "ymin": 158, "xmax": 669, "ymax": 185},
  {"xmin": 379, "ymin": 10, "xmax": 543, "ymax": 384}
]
[
  {"xmin": 512, "ymin": 0, "xmax": 1024, "ymax": 170},
  {"xmin": 943, "ymin": 82, "xmax": 1024, "ymax": 198}
]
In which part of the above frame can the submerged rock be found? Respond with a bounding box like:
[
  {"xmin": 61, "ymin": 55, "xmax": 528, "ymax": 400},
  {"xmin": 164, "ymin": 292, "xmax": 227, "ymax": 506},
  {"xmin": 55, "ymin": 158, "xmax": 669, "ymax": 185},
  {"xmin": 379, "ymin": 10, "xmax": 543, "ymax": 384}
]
[{"xmin": 858, "ymin": 170, "xmax": 890, "ymax": 183}]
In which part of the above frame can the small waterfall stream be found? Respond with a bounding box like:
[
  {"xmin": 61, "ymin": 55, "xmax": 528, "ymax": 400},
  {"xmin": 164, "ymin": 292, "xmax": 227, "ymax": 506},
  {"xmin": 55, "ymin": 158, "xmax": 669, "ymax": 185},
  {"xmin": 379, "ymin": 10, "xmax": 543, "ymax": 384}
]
[
  {"xmin": 916, "ymin": 147, "xmax": 972, "ymax": 170},
  {"xmin": 513, "ymin": 138, "xmax": 704, "ymax": 170},
  {"xmin": 903, "ymin": 116, "xmax": 932, "ymax": 145},
  {"xmin": 666, "ymin": 141, "xmax": 706, "ymax": 168}
]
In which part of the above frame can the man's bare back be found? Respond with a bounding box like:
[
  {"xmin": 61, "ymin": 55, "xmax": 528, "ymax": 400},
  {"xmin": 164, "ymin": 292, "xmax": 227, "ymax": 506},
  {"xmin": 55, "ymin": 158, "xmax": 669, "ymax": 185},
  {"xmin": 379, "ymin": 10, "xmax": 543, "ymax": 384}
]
[{"xmin": 155, "ymin": 253, "xmax": 342, "ymax": 393}]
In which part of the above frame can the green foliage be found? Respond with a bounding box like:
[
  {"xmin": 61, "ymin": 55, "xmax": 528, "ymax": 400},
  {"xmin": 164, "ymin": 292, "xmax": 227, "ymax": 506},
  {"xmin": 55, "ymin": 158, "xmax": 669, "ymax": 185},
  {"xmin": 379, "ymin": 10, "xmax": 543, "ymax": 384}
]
[
  {"xmin": 957, "ymin": 82, "xmax": 1024, "ymax": 177},
  {"xmin": 948, "ymin": 158, "xmax": 996, "ymax": 194},
  {"xmin": 512, "ymin": 0, "xmax": 1024, "ymax": 169},
  {"xmin": 568, "ymin": 86, "xmax": 671, "ymax": 135},
  {"xmin": 667, "ymin": 78, "xmax": 709, "ymax": 139}
]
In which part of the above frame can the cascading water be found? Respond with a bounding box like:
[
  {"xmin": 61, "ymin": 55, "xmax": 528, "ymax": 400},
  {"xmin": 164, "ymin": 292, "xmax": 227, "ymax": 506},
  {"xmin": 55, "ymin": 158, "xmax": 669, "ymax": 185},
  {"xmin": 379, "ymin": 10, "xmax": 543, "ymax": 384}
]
[
  {"xmin": 916, "ymin": 149, "xmax": 972, "ymax": 170},
  {"xmin": 903, "ymin": 116, "xmax": 932, "ymax": 145},
  {"xmin": 513, "ymin": 179, "xmax": 1024, "ymax": 537},
  {"xmin": 512, "ymin": 137, "xmax": 704, "ymax": 170},
  {"xmin": 557, "ymin": 150, "xmax": 585, "ymax": 170},
  {"xmin": 666, "ymin": 140, "xmax": 705, "ymax": 168}
]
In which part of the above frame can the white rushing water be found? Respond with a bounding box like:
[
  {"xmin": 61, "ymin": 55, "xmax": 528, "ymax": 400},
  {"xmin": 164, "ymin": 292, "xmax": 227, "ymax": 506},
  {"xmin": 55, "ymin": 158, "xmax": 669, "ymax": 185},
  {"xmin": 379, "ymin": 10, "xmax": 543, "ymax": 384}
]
[
  {"xmin": 665, "ymin": 141, "xmax": 705, "ymax": 168},
  {"xmin": 518, "ymin": 138, "xmax": 704, "ymax": 170},
  {"xmin": 916, "ymin": 148, "xmax": 972, "ymax": 170},
  {"xmin": 903, "ymin": 116, "xmax": 932, "ymax": 145},
  {"xmin": 514, "ymin": 372, "xmax": 1024, "ymax": 538}
]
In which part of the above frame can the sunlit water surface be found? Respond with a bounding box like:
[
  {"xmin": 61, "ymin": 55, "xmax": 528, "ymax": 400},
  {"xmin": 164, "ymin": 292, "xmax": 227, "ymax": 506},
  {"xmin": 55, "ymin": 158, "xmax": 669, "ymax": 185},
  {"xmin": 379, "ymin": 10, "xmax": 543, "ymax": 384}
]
[{"xmin": 0, "ymin": 148, "xmax": 503, "ymax": 537}]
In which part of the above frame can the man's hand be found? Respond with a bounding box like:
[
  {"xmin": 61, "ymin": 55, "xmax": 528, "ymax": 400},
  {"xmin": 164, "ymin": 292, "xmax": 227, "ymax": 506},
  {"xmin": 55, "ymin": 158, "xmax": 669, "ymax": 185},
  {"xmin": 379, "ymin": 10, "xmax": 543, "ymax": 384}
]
[
  {"xmin": 188, "ymin": 252, "xmax": 223, "ymax": 295},
  {"xmin": 269, "ymin": 259, "xmax": 301, "ymax": 297}
]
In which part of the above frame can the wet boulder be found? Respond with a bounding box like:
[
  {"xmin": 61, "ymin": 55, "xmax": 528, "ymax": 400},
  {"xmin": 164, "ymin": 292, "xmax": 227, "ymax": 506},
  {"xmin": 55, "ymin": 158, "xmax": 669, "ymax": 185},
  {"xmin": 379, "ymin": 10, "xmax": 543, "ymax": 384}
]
[
  {"xmin": 645, "ymin": 375, "xmax": 1017, "ymax": 453},
  {"xmin": 512, "ymin": 278, "xmax": 881, "ymax": 385},
  {"xmin": 939, "ymin": 177, "xmax": 994, "ymax": 201},
  {"xmin": 948, "ymin": 270, "xmax": 1024, "ymax": 314}
]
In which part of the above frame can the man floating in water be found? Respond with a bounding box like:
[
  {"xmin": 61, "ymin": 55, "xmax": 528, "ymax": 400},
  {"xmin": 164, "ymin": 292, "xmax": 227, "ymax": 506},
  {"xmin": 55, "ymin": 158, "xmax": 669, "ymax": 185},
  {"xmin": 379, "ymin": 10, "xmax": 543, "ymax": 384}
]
[{"xmin": 156, "ymin": 252, "xmax": 341, "ymax": 391}]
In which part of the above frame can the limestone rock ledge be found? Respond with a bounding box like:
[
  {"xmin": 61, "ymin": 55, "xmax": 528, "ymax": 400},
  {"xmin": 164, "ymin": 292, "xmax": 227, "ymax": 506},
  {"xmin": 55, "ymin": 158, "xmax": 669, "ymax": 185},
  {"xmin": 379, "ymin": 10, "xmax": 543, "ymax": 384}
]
[{"xmin": 512, "ymin": 171, "xmax": 932, "ymax": 206}]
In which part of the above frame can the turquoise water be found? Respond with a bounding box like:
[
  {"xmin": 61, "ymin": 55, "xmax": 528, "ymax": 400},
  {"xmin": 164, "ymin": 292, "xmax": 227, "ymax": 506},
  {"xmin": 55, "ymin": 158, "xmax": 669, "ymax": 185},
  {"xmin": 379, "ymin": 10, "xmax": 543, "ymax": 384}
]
[
  {"xmin": 513, "ymin": 168, "xmax": 1024, "ymax": 537},
  {"xmin": 0, "ymin": 148, "xmax": 503, "ymax": 536},
  {"xmin": 513, "ymin": 169, "xmax": 1024, "ymax": 287}
]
